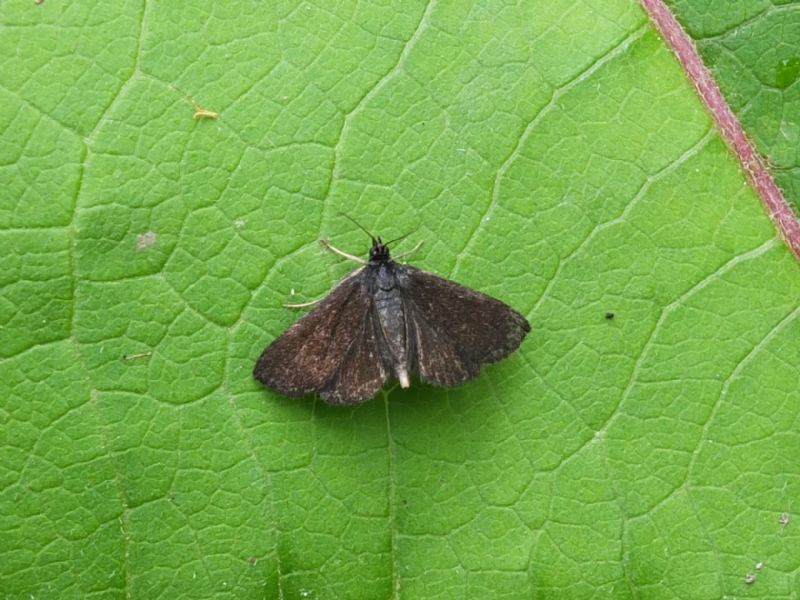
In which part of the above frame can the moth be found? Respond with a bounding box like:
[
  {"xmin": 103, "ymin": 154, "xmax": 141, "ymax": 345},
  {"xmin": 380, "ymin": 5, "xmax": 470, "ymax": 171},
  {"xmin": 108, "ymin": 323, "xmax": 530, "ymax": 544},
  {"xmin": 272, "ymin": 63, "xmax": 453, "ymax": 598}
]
[{"xmin": 253, "ymin": 231, "xmax": 530, "ymax": 405}]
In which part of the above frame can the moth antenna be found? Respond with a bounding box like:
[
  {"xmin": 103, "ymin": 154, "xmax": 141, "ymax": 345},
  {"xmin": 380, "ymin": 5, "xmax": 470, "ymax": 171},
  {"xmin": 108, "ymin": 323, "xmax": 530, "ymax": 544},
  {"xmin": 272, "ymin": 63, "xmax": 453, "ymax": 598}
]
[
  {"xmin": 384, "ymin": 231, "xmax": 413, "ymax": 247},
  {"xmin": 339, "ymin": 212, "xmax": 376, "ymax": 243},
  {"xmin": 391, "ymin": 240, "xmax": 424, "ymax": 261},
  {"xmin": 385, "ymin": 223, "xmax": 421, "ymax": 248}
]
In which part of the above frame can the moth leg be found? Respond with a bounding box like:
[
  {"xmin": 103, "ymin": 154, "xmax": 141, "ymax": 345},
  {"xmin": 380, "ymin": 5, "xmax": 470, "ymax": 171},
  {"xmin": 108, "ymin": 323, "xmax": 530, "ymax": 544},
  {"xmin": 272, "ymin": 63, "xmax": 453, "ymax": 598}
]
[
  {"xmin": 319, "ymin": 239, "xmax": 366, "ymax": 264},
  {"xmin": 392, "ymin": 240, "xmax": 424, "ymax": 261},
  {"xmin": 283, "ymin": 297, "xmax": 322, "ymax": 308}
]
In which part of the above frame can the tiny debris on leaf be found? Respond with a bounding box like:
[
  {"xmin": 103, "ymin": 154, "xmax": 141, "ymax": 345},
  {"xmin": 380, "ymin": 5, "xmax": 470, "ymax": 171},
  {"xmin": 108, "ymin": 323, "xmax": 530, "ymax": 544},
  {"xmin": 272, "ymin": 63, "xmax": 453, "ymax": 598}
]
[{"xmin": 192, "ymin": 100, "xmax": 218, "ymax": 120}]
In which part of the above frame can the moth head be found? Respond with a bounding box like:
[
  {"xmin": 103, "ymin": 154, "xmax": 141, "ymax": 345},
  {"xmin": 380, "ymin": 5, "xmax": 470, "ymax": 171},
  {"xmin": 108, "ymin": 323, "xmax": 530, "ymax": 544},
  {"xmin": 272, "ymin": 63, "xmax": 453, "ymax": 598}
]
[{"xmin": 369, "ymin": 237, "xmax": 391, "ymax": 262}]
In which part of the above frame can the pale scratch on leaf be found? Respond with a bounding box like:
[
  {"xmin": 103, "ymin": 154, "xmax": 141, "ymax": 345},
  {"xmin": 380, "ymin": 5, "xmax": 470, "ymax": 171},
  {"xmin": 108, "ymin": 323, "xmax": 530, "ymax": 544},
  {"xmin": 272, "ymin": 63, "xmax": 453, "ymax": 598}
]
[{"xmin": 121, "ymin": 351, "xmax": 152, "ymax": 361}]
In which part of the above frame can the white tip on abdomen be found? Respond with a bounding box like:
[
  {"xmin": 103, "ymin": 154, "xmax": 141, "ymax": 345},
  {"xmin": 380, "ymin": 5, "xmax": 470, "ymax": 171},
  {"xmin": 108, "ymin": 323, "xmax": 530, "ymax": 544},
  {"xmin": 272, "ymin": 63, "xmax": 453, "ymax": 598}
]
[{"xmin": 397, "ymin": 368, "xmax": 410, "ymax": 388}]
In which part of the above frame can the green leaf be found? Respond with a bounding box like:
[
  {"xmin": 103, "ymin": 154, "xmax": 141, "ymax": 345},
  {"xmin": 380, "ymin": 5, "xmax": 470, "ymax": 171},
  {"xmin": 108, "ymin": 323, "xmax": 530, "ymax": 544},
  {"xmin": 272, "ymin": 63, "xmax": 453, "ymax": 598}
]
[
  {"xmin": 2, "ymin": 1, "xmax": 799, "ymax": 599},
  {"xmin": 665, "ymin": 0, "xmax": 800, "ymax": 214}
]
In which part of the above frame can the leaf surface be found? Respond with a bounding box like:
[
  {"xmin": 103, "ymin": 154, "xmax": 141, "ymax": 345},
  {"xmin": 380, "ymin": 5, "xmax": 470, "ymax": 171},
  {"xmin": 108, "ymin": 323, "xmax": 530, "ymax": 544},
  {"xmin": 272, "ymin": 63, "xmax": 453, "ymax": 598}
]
[{"xmin": 1, "ymin": 1, "xmax": 799, "ymax": 598}]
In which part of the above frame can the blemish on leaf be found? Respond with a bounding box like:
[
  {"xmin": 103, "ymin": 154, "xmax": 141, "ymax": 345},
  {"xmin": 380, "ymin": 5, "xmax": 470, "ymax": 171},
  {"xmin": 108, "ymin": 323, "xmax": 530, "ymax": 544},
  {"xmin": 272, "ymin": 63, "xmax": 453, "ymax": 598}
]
[
  {"xmin": 776, "ymin": 57, "xmax": 800, "ymax": 89},
  {"xmin": 780, "ymin": 512, "xmax": 791, "ymax": 528},
  {"xmin": 122, "ymin": 351, "xmax": 152, "ymax": 361},
  {"xmin": 136, "ymin": 231, "xmax": 157, "ymax": 251},
  {"xmin": 192, "ymin": 100, "xmax": 219, "ymax": 120},
  {"xmin": 234, "ymin": 218, "xmax": 246, "ymax": 230},
  {"xmin": 744, "ymin": 573, "xmax": 756, "ymax": 585}
]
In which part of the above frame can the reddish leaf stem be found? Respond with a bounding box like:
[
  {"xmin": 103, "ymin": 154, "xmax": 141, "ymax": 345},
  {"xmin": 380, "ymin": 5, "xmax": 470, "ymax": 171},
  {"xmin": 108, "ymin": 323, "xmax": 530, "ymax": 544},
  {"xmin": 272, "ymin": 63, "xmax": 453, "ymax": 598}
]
[{"xmin": 640, "ymin": 0, "xmax": 800, "ymax": 260}]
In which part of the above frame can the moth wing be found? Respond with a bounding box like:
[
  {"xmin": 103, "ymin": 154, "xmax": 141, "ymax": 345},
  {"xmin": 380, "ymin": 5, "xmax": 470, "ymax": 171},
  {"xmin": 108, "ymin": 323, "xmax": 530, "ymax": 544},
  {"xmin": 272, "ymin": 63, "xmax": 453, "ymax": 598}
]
[
  {"xmin": 401, "ymin": 266, "xmax": 530, "ymax": 387},
  {"xmin": 253, "ymin": 270, "xmax": 382, "ymax": 400},
  {"xmin": 318, "ymin": 308, "xmax": 389, "ymax": 405}
]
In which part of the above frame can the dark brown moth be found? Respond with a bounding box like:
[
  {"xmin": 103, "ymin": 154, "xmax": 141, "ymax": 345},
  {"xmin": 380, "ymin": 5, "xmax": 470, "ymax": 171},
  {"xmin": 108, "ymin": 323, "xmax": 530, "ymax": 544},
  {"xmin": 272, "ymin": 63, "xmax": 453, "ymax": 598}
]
[{"xmin": 253, "ymin": 234, "xmax": 530, "ymax": 405}]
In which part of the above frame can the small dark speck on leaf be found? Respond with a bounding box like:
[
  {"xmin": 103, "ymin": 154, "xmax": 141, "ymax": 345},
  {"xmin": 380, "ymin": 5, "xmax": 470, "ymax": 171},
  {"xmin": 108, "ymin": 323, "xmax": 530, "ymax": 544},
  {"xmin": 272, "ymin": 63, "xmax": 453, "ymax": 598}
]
[{"xmin": 605, "ymin": 311, "xmax": 615, "ymax": 320}]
